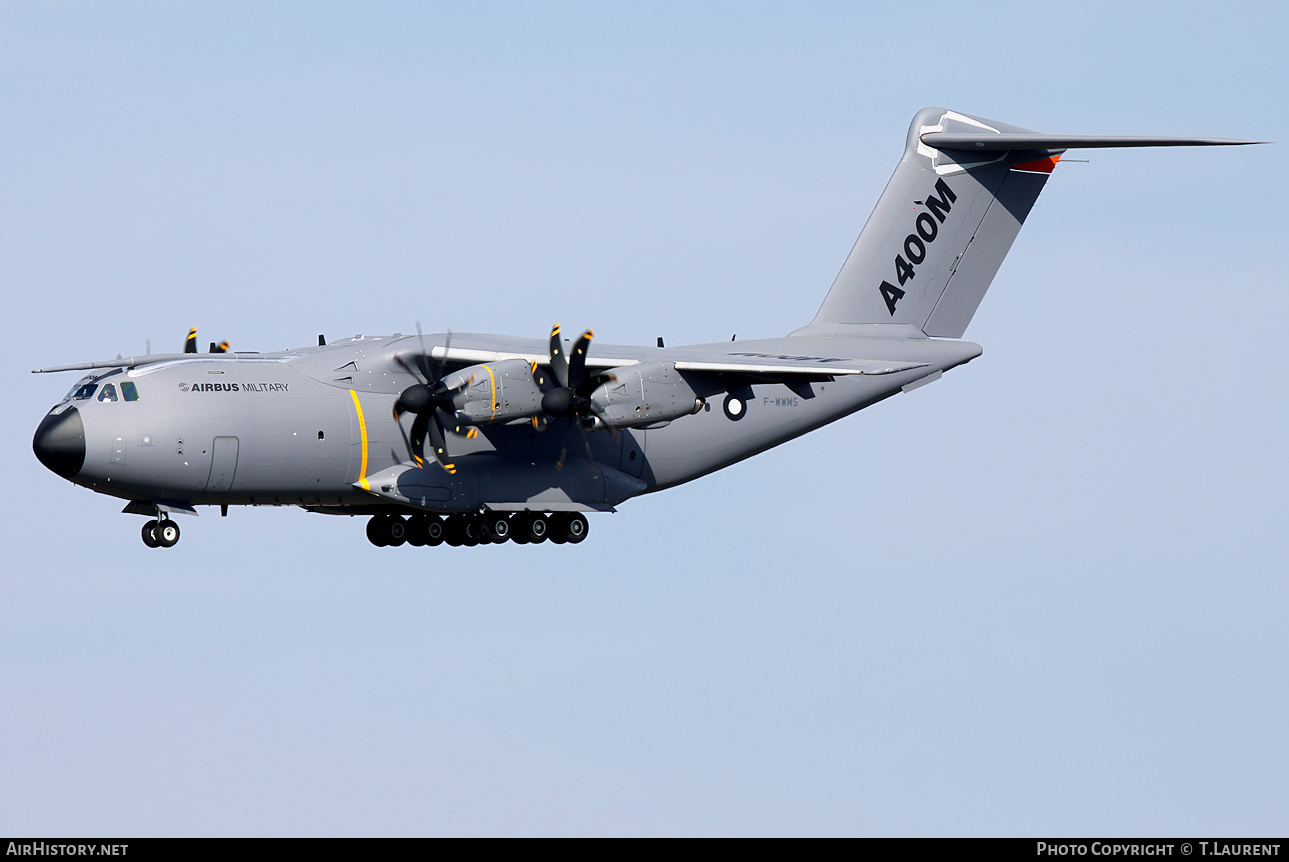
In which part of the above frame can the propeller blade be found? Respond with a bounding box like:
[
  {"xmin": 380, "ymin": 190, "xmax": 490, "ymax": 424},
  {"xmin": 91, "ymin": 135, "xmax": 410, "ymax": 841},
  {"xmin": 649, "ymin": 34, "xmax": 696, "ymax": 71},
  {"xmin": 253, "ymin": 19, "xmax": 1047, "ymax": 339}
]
[
  {"xmin": 429, "ymin": 409, "xmax": 456, "ymax": 473},
  {"xmin": 555, "ymin": 418, "xmax": 570, "ymax": 470},
  {"xmin": 568, "ymin": 329, "xmax": 593, "ymax": 392},
  {"xmin": 433, "ymin": 328, "xmax": 453, "ymax": 384},
  {"xmin": 184, "ymin": 328, "xmax": 197, "ymax": 354},
  {"xmin": 549, "ymin": 324, "xmax": 569, "ymax": 389},
  {"xmin": 577, "ymin": 421, "xmax": 599, "ymax": 477},
  {"xmin": 394, "ymin": 353, "xmax": 428, "ymax": 383},
  {"xmin": 409, "ymin": 412, "xmax": 431, "ymax": 467}
]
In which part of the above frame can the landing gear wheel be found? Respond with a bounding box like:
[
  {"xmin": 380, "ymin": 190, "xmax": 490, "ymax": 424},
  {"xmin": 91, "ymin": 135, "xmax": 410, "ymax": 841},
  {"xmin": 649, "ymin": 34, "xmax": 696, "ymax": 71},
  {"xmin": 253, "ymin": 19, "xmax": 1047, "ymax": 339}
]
[
  {"xmin": 406, "ymin": 514, "xmax": 429, "ymax": 547},
  {"xmin": 385, "ymin": 515, "xmax": 408, "ymax": 547},
  {"xmin": 366, "ymin": 515, "xmax": 389, "ymax": 547},
  {"xmin": 548, "ymin": 513, "xmax": 569, "ymax": 544},
  {"xmin": 407, "ymin": 514, "xmax": 446, "ymax": 547},
  {"xmin": 461, "ymin": 515, "xmax": 482, "ymax": 547},
  {"xmin": 155, "ymin": 519, "xmax": 180, "ymax": 548},
  {"xmin": 547, "ymin": 513, "xmax": 588, "ymax": 544},
  {"xmin": 564, "ymin": 513, "xmax": 589, "ymax": 544},
  {"xmin": 444, "ymin": 515, "xmax": 466, "ymax": 547},
  {"xmin": 481, "ymin": 513, "xmax": 511, "ymax": 544},
  {"xmin": 515, "ymin": 513, "xmax": 549, "ymax": 544},
  {"xmin": 423, "ymin": 515, "xmax": 445, "ymax": 546},
  {"xmin": 141, "ymin": 519, "xmax": 161, "ymax": 548}
]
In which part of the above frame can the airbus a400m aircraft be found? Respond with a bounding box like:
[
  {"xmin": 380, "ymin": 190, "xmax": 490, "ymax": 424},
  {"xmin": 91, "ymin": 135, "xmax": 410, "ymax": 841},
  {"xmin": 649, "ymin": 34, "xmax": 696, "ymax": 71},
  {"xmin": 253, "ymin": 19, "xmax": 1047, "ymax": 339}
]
[{"xmin": 32, "ymin": 108, "xmax": 1255, "ymax": 549}]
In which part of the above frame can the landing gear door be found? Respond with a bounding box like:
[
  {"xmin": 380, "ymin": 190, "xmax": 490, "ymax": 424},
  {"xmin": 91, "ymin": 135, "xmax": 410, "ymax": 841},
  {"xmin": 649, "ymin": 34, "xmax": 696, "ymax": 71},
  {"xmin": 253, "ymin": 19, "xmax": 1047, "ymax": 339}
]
[
  {"xmin": 206, "ymin": 436, "xmax": 239, "ymax": 493},
  {"xmin": 618, "ymin": 430, "xmax": 645, "ymax": 479}
]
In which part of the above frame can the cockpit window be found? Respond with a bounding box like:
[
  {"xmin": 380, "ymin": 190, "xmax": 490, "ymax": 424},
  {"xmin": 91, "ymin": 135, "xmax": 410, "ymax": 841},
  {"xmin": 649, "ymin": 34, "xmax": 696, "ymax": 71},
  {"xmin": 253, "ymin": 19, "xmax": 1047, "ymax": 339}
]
[
  {"xmin": 97, "ymin": 383, "xmax": 118, "ymax": 403},
  {"xmin": 72, "ymin": 383, "xmax": 98, "ymax": 401},
  {"xmin": 59, "ymin": 375, "xmax": 96, "ymax": 405},
  {"xmin": 121, "ymin": 382, "xmax": 139, "ymax": 402}
]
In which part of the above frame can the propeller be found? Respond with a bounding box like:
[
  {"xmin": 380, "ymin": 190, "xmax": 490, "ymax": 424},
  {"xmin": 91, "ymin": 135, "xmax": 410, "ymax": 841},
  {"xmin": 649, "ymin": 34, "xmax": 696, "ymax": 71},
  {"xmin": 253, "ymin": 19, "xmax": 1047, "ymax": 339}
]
[
  {"xmin": 539, "ymin": 325, "xmax": 618, "ymax": 472},
  {"xmin": 392, "ymin": 324, "xmax": 470, "ymax": 473},
  {"xmin": 183, "ymin": 328, "xmax": 230, "ymax": 354}
]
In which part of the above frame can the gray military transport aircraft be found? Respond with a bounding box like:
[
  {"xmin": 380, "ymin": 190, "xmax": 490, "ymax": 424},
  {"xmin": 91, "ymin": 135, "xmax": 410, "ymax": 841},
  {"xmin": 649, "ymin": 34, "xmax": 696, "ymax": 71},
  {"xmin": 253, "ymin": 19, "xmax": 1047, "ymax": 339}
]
[{"xmin": 32, "ymin": 108, "xmax": 1257, "ymax": 549}]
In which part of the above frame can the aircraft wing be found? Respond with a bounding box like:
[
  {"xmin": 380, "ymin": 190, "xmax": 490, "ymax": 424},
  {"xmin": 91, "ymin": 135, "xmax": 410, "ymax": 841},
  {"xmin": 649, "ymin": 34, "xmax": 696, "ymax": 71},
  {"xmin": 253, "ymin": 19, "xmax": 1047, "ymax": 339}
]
[
  {"xmin": 431, "ymin": 340, "xmax": 927, "ymax": 379},
  {"xmin": 672, "ymin": 355, "xmax": 926, "ymax": 377},
  {"xmin": 429, "ymin": 344, "xmax": 631, "ymax": 370}
]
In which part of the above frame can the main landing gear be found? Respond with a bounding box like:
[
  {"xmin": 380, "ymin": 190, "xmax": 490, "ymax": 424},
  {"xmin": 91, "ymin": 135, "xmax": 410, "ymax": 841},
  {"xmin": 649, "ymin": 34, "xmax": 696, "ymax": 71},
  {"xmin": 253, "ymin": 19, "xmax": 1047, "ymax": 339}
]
[
  {"xmin": 140, "ymin": 518, "xmax": 181, "ymax": 548},
  {"xmin": 365, "ymin": 512, "xmax": 589, "ymax": 547}
]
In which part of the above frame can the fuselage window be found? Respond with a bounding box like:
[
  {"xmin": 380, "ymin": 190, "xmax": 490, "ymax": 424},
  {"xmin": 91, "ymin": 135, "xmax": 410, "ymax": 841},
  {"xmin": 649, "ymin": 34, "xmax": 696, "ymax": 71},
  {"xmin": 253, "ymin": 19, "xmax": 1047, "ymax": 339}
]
[
  {"xmin": 121, "ymin": 382, "xmax": 140, "ymax": 402},
  {"xmin": 72, "ymin": 383, "xmax": 98, "ymax": 401},
  {"xmin": 97, "ymin": 383, "xmax": 118, "ymax": 403}
]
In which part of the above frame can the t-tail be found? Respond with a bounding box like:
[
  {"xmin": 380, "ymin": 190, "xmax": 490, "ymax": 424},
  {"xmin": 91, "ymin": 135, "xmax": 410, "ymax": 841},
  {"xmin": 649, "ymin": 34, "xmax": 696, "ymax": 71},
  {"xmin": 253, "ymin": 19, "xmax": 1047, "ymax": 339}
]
[{"xmin": 793, "ymin": 107, "xmax": 1258, "ymax": 339}]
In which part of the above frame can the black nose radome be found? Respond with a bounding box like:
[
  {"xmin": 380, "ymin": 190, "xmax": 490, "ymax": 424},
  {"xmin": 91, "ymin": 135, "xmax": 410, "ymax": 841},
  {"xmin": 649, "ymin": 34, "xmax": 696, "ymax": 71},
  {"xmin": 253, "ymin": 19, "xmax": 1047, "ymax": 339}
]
[{"xmin": 33, "ymin": 407, "xmax": 86, "ymax": 479}]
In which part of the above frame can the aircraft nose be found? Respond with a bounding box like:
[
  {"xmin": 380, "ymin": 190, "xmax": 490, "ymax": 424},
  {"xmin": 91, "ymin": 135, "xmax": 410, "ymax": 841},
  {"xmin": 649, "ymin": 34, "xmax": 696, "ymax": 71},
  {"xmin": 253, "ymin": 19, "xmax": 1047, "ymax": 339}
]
[{"xmin": 33, "ymin": 406, "xmax": 86, "ymax": 479}]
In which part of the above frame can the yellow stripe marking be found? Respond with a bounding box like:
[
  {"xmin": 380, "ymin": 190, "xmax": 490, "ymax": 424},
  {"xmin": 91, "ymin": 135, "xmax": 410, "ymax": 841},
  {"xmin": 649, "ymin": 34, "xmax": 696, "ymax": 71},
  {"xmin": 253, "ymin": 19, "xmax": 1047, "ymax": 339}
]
[
  {"xmin": 349, "ymin": 389, "xmax": 370, "ymax": 490},
  {"xmin": 484, "ymin": 363, "xmax": 497, "ymax": 422}
]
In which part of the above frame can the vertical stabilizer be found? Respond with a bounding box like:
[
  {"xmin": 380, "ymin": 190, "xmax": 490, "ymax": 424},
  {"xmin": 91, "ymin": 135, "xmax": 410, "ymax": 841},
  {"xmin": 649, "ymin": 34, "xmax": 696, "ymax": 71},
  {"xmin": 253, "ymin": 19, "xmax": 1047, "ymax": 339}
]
[
  {"xmin": 796, "ymin": 108, "xmax": 1057, "ymax": 339},
  {"xmin": 794, "ymin": 108, "xmax": 1257, "ymax": 340}
]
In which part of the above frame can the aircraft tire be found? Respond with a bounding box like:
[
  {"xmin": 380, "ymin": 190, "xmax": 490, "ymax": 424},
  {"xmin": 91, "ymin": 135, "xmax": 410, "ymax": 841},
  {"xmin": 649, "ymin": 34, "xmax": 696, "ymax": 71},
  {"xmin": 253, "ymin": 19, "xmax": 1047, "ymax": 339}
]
[
  {"xmin": 423, "ymin": 515, "xmax": 445, "ymax": 546},
  {"xmin": 156, "ymin": 520, "xmax": 180, "ymax": 548},
  {"xmin": 510, "ymin": 514, "xmax": 530, "ymax": 544},
  {"xmin": 443, "ymin": 515, "xmax": 466, "ymax": 547},
  {"xmin": 463, "ymin": 516, "xmax": 482, "ymax": 547},
  {"xmin": 564, "ymin": 513, "xmax": 589, "ymax": 544},
  {"xmin": 481, "ymin": 514, "xmax": 511, "ymax": 544},
  {"xmin": 406, "ymin": 514, "xmax": 429, "ymax": 547},
  {"xmin": 385, "ymin": 515, "xmax": 408, "ymax": 547},
  {"xmin": 366, "ymin": 516, "xmax": 389, "ymax": 547},
  {"xmin": 518, "ymin": 513, "xmax": 548, "ymax": 544},
  {"xmin": 141, "ymin": 519, "xmax": 161, "ymax": 548},
  {"xmin": 548, "ymin": 513, "xmax": 569, "ymax": 544}
]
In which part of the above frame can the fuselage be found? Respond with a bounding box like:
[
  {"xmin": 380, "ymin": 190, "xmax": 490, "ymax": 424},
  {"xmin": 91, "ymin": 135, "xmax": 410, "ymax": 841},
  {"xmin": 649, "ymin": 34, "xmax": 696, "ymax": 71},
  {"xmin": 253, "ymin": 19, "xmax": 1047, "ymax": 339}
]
[{"xmin": 33, "ymin": 332, "xmax": 981, "ymax": 516}]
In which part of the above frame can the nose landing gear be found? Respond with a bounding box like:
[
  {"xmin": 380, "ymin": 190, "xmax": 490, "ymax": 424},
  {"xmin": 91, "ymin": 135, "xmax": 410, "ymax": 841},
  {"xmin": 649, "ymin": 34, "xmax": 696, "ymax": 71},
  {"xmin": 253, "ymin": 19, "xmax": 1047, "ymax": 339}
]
[{"xmin": 141, "ymin": 518, "xmax": 180, "ymax": 548}]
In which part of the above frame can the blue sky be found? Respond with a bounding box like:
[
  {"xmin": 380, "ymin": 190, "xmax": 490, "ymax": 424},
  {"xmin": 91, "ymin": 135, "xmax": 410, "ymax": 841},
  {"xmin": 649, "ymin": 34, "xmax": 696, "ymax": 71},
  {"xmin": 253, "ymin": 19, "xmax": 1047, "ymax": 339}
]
[{"xmin": 3, "ymin": 1, "xmax": 1286, "ymax": 836}]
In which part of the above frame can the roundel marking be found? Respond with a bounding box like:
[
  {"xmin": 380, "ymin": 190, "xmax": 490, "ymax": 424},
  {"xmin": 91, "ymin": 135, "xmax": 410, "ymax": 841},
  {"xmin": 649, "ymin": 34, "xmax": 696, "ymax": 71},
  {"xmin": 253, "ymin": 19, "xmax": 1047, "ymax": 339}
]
[{"xmin": 722, "ymin": 393, "xmax": 746, "ymax": 421}]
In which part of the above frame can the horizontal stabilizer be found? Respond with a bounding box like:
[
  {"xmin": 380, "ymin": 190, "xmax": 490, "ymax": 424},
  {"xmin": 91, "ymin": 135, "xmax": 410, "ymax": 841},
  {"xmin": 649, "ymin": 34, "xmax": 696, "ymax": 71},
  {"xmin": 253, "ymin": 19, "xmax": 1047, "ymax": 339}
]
[{"xmin": 920, "ymin": 132, "xmax": 1263, "ymax": 151}]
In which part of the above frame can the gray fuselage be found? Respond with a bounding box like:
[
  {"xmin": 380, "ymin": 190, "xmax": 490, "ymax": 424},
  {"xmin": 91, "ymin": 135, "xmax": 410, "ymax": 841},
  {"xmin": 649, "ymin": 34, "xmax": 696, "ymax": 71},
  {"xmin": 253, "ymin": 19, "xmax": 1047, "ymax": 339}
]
[{"xmin": 39, "ymin": 331, "xmax": 979, "ymax": 516}]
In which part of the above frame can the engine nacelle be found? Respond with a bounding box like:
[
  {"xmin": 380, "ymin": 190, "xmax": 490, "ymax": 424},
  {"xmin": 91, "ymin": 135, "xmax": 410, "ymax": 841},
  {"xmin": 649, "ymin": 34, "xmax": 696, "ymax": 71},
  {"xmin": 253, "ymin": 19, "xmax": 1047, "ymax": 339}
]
[
  {"xmin": 589, "ymin": 362, "xmax": 700, "ymax": 428},
  {"xmin": 442, "ymin": 359, "xmax": 545, "ymax": 425}
]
